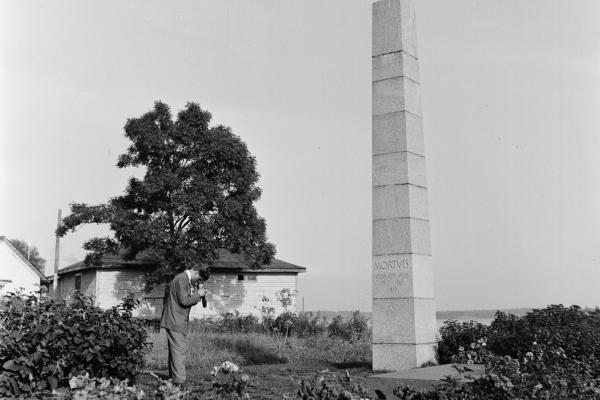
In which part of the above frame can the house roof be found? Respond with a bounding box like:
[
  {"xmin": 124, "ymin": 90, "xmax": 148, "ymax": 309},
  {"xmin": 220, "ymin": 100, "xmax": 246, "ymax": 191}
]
[
  {"xmin": 0, "ymin": 236, "xmax": 49, "ymax": 282},
  {"xmin": 56, "ymin": 248, "xmax": 306, "ymax": 276}
]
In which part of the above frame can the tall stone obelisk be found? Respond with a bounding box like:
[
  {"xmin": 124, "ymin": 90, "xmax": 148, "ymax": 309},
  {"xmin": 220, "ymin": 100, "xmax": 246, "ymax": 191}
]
[{"xmin": 372, "ymin": 0, "xmax": 436, "ymax": 371}]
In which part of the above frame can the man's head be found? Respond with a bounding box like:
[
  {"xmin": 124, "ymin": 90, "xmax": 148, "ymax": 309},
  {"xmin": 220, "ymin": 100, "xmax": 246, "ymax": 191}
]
[{"xmin": 187, "ymin": 263, "xmax": 209, "ymax": 282}]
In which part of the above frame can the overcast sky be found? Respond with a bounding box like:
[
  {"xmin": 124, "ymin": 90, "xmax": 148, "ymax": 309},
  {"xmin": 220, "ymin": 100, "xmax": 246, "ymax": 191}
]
[{"xmin": 1, "ymin": 1, "xmax": 599, "ymax": 312}]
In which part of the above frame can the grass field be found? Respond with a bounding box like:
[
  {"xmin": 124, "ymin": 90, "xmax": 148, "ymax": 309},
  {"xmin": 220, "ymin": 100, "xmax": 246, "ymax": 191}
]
[{"xmin": 140, "ymin": 331, "xmax": 372, "ymax": 399}]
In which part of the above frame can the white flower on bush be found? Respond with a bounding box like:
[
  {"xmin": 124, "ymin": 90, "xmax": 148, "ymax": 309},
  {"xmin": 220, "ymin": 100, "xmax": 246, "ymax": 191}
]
[
  {"xmin": 221, "ymin": 361, "xmax": 239, "ymax": 373},
  {"xmin": 212, "ymin": 361, "xmax": 240, "ymax": 376},
  {"xmin": 69, "ymin": 372, "xmax": 90, "ymax": 389}
]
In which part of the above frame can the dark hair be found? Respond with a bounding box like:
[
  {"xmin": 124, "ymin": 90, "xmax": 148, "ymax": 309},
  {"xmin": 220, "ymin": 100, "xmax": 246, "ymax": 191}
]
[
  {"xmin": 188, "ymin": 263, "xmax": 210, "ymax": 280},
  {"xmin": 188, "ymin": 262, "xmax": 205, "ymax": 271},
  {"xmin": 198, "ymin": 268, "xmax": 210, "ymax": 281}
]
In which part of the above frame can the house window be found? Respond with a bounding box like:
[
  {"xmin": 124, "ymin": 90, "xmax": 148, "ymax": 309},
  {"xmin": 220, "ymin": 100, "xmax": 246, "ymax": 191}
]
[
  {"xmin": 75, "ymin": 274, "xmax": 82, "ymax": 292},
  {"xmin": 246, "ymin": 274, "xmax": 257, "ymax": 281},
  {"xmin": 0, "ymin": 280, "xmax": 11, "ymax": 292},
  {"xmin": 237, "ymin": 275, "xmax": 244, "ymax": 281}
]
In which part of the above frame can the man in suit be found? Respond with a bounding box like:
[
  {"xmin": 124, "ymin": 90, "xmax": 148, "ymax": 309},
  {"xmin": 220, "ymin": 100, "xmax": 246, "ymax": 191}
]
[{"xmin": 160, "ymin": 263, "xmax": 207, "ymax": 386}]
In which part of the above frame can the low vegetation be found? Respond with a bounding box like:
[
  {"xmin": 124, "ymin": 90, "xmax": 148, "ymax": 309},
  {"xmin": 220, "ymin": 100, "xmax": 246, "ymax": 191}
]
[
  {"xmin": 0, "ymin": 291, "xmax": 151, "ymax": 397},
  {"xmin": 0, "ymin": 289, "xmax": 372, "ymax": 398},
  {"xmin": 395, "ymin": 305, "xmax": 600, "ymax": 399},
  {"xmin": 8, "ymin": 287, "xmax": 599, "ymax": 399}
]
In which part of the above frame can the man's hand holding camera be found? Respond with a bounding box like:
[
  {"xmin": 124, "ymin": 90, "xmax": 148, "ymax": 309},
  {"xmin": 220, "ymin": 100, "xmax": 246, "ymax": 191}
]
[
  {"xmin": 192, "ymin": 279, "xmax": 208, "ymax": 308},
  {"xmin": 191, "ymin": 280, "xmax": 207, "ymax": 295}
]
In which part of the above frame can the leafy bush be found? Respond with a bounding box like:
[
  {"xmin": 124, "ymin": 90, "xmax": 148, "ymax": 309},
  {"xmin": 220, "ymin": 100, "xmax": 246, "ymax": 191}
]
[
  {"xmin": 220, "ymin": 312, "xmax": 264, "ymax": 334},
  {"xmin": 327, "ymin": 311, "xmax": 371, "ymax": 342},
  {"xmin": 186, "ymin": 313, "xmax": 267, "ymax": 335},
  {"xmin": 487, "ymin": 305, "xmax": 600, "ymax": 361},
  {"xmin": 209, "ymin": 361, "xmax": 252, "ymax": 399},
  {"xmin": 65, "ymin": 372, "xmax": 146, "ymax": 400},
  {"xmin": 436, "ymin": 319, "xmax": 488, "ymax": 364},
  {"xmin": 0, "ymin": 290, "xmax": 151, "ymax": 397},
  {"xmin": 291, "ymin": 313, "xmax": 328, "ymax": 338},
  {"xmin": 397, "ymin": 349, "xmax": 600, "ymax": 399},
  {"xmin": 401, "ymin": 304, "xmax": 600, "ymax": 399},
  {"xmin": 297, "ymin": 370, "xmax": 370, "ymax": 400},
  {"xmin": 272, "ymin": 311, "xmax": 296, "ymax": 336}
]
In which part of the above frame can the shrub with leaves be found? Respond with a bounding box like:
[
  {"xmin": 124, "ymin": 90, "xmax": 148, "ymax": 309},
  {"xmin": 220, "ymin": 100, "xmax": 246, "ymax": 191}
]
[
  {"xmin": 398, "ymin": 305, "xmax": 600, "ymax": 400},
  {"xmin": 396, "ymin": 348, "xmax": 600, "ymax": 400},
  {"xmin": 0, "ymin": 290, "xmax": 151, "ymax": 397},
  {"xmin": 436, "ymin": 319, "xmax": 488, "ymax": 364},
  {"xmin": 327, "ymin": 312, "xmax": 371, "ymax": 343},
  {"xmin": 66, "ymin": 372, "xmax": 146, "ymax": 400},
  {"xmin": 451, "ymin": 338, "xmax": 489, "ymax": 365},
  {"xmin": 290, "ymin": 313, "xmax": 328, "ymax": 338},
  {"xmin": 209, "ymin": 361, "xmax": 251, "ymax": 399},
  {"xmin": 220, "ymin": 312, "xmax": 264, "ymax": 334},
  {"xmin": 297, "ymin": 370, "xmax": 371, "ymax": 400},
  {"xmin": 487, "ymin": 305, "xmax": 600, "ymax": 361}
]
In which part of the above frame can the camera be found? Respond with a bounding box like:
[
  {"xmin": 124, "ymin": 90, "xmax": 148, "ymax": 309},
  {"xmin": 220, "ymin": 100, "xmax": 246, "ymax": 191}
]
[{"xmin": 193, "ymin": 268, "xmax": 210, "ymax": 308}]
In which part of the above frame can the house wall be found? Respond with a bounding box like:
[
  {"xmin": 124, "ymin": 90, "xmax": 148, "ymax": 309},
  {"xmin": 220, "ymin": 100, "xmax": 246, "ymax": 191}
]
[
  {"xmin": 96, "ymin": 268, "xmax": 151, "ymax": 309},
  {"xmin": 190, "ymin": 272, "xmax": 298, "ymax": 319},
  {"xmin": 57, "ymin": 270, "xmax": 97, "ymax": 300},
  {"xmin": 91, "ymin": 268, "xmax": 298, "ymax": 319},
  {"xmin": 0, "ymin": 241, "xmax": 41, "ymax": 295}
]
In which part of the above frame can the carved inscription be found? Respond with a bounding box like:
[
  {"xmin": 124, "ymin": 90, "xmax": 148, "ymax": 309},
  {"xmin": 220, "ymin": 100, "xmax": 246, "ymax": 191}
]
[{"xmin": 373, "ymin": 256, "xmax": 410, "ymax": 296}]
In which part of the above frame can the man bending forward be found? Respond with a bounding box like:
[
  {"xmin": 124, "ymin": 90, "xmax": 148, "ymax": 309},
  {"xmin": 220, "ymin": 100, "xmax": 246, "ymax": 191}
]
[{"xmin": 160, "ymin": 263, "xmax": 207, "ymax": 385}]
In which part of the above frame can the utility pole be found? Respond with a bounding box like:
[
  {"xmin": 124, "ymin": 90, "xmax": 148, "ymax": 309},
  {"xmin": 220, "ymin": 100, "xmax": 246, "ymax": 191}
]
[{"xmin": 53, "ymin": 209, "xmax": 61, "ymax": 298}]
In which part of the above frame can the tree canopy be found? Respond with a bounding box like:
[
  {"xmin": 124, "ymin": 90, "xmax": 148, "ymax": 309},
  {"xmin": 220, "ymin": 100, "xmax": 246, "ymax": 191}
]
[
  {"xmin": 10, "ymin": 239, "xmax": 46, "ymax": 274},
  {"xmin": 57, "ymin": 101, "xmax": 275, "ymax": 287}
]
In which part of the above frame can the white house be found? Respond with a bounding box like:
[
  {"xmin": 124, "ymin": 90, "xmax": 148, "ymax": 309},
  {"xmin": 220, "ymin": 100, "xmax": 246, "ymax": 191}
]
[
  {"xmin": 0, "ymin": 236, "xmax": 48, "ymax": 296},
  {"xmin": 49, "ymin": 249, "xmax": 306, "ymax": 319}
]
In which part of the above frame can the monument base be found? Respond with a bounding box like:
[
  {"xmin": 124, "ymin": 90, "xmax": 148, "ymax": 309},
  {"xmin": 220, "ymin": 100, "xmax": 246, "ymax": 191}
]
[
  {"xmin": 372, "ymin": 342, "xmax": 436, "ymax": 371},
  {"xmin": 366, "ymin": 363, "xmax": 484, "ymax": 398}
]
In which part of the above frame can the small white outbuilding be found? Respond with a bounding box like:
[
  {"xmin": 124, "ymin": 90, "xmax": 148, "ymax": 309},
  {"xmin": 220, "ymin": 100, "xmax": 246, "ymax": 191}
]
[
  {"xmin": 49, "ymin": 249, "xmax": 306, "ymax": 319},
  {"xmin": 0, "ymin": 236, "xmax": 48, "ymax": 295}
]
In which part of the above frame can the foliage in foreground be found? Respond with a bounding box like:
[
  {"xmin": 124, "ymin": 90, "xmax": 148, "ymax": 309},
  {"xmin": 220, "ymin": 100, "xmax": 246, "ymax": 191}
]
[
  {"xmin": 297, "ymin": 370, "xmax": 370, "ymax": 400},
  {"xmin": 0, "ymin": 291, "xmax": 151, "ymax": 397},
  {"xmin": 396, "ymin": 304, "xmax": 600, "ymax": 400},
  {"xmin": 62, "ymin": 373, "xmax": 146, "ymax": 400},
  {"xmin": 9, "ymin": 362, "xmax": 253, "ymax": 400}
]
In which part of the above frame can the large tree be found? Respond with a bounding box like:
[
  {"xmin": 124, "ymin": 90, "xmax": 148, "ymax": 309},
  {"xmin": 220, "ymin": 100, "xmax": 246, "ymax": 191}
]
[
  {"xmin": 57, "ymin": 101, "xmax": 275, "ymax": 287},
  {"xmin": 10, "ymin": 239, "xmax": 46, "ymax": 274}
]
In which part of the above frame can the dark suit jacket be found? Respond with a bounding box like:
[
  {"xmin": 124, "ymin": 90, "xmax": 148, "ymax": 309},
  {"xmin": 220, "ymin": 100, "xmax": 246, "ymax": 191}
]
[{"xmin": 160, "ymin": 271, "xmax": 203, "ymax": 334}]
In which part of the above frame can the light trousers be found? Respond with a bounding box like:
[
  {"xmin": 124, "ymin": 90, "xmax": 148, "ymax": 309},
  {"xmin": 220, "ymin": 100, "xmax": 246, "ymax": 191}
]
[{"xmin": 166, "ymin": 328, "xmax": 187, "ymax": 384}]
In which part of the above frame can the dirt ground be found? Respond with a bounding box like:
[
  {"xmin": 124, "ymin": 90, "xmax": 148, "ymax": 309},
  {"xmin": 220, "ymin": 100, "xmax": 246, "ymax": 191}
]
[{"xmin": 139, "ymin": 360, "xmax": 372, "ymax": 399}]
